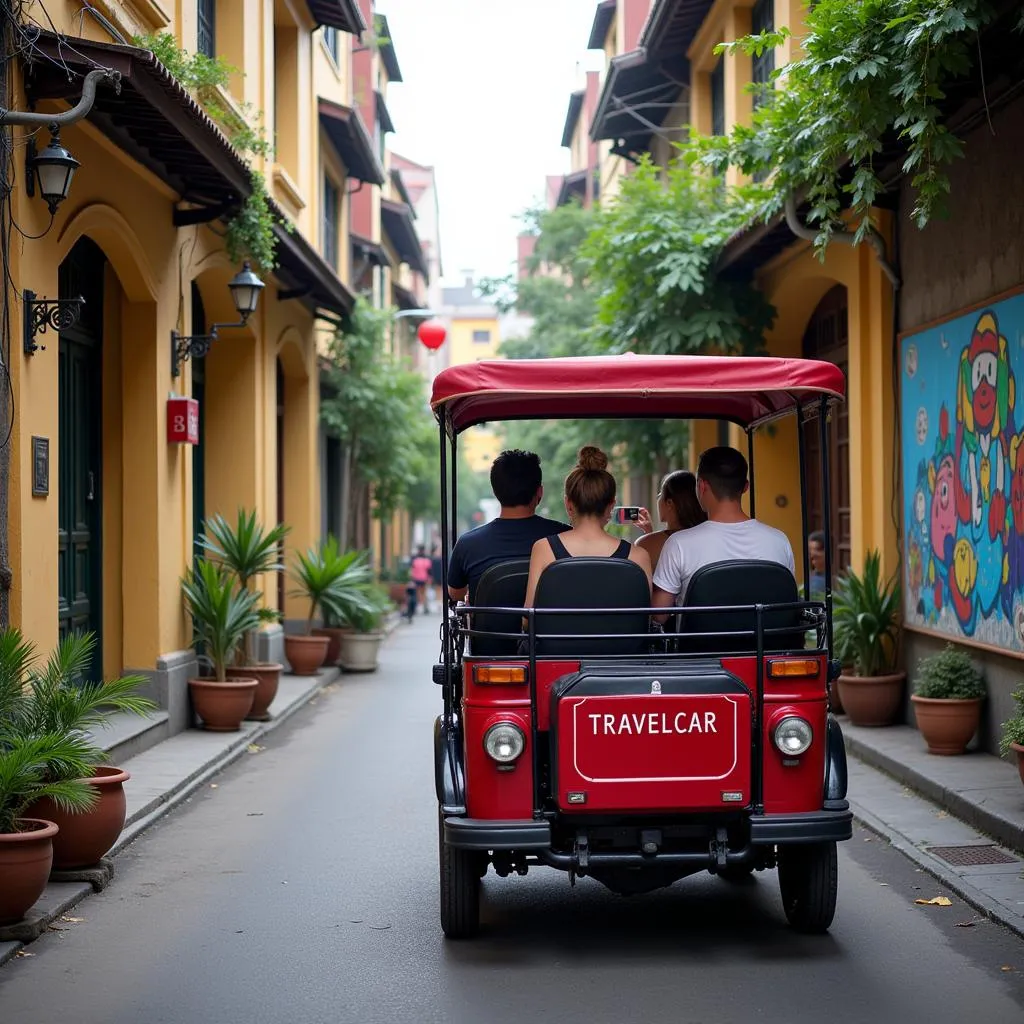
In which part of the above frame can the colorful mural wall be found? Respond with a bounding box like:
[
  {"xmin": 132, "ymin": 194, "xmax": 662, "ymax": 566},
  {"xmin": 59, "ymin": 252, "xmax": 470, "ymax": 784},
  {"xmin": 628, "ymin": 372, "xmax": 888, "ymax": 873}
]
[{"xmin": 901, "ymin": 290, "xmax": 1024, "ymax": 653}]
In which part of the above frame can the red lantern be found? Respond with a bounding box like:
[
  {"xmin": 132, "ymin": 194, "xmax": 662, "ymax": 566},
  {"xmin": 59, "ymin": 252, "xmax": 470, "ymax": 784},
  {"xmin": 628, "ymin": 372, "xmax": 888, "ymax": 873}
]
[{"xmin": 417, "ymin": 318, "xmax": 447, "ymax": 351}]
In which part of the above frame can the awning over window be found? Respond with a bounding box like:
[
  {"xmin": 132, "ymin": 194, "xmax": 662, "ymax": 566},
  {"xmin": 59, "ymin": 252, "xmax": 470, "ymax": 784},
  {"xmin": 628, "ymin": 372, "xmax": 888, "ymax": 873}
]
[
  {"xmin": 556, "ymin": 170, "xmax": 587, "ymax": 207},
  {"xmin": 351, "ymin": 233, "xmax": 392, "ymax": 269},
  {"xmin": 24, "ymin": 31, "xmax": 253, "ymax": 210},
  {"xmin": 561, "ymin": 90, "xmax": 584, "ymax": 148},
  {"xmin": 306, "ymin": 0, "xmax": 365, "ymax": 33},
  {"xmin": 375, "ymin": 89, "xmax": 395, "ymax": 134},
  {"xmin": 273, "ymin": 222, "xmax": 354, "ymax": 318},
  {"xmin": 392, "ymin": 282, "xmax": 419, "ymax": 311},
  {"xmin": 381, "ymin": 199, "xmax": 428, "ymax": 279},
  {"xmin": 587, "ymin": 0, "xmax": 616, "ymax": 50},
  {"xmin": 319, "ymin": 98, "xmax": 386, "ymax": 185}
]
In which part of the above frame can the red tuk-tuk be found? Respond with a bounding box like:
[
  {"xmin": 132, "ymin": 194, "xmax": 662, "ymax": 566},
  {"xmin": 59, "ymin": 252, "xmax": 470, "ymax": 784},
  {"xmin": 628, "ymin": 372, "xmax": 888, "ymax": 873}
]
[{"xmin": 430, "ymin": 354, "xmax": 851, "ymax": 938}]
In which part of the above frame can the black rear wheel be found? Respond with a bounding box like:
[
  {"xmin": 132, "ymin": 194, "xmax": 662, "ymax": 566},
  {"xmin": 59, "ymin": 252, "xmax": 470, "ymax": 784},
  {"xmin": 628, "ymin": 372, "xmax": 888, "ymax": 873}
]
[
  {"xmin": 777, "ymin": 841, "xmax": 838, "ymax": 933},
  {"xmin": 438, "ymin": 812, "xmax": 482, "ymax": 939}
]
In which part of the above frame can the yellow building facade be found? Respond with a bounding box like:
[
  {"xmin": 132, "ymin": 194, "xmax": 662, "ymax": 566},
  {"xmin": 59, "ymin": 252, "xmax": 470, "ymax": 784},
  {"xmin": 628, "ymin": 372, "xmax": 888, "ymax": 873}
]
[
  {"xmin": 4, "ymin": 0, "xmax": 374, "ymax": 726},
  {"xmin": 589, "ymin": 0, "xmax": 897, "ymax": 581},
  {"xmin": 444, "ymin": 307, "xmax": 501, "ymax": 474}
]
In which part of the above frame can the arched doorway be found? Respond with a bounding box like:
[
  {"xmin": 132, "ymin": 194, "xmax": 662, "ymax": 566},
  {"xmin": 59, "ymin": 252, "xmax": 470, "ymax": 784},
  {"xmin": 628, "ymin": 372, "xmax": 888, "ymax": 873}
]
[
  {"xmin": 58, "ymin": 237, "xmax": 106, "ymax": 679},
  {"xmin": 802, "ymin": 284, "xmax": 851, "ymax": 571},
  {"xmin": 191, "ymin": 283, "xmax": 207, "ymax": 561}
]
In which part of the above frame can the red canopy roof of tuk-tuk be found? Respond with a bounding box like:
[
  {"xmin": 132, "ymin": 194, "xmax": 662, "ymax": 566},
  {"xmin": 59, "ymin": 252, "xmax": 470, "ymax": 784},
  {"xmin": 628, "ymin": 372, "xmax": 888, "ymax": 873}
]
[{"xmin": 430, "ymin": 354, "xmax": 846, "ymax": 433}]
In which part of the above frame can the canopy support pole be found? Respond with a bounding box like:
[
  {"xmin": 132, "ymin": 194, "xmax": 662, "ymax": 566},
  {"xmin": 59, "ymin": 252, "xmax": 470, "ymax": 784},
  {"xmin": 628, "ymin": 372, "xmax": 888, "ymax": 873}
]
[
  {"xmin": 797, "ymin": 410, "xmax": 811, "ymax": 601},
  {"xmin": 747, "ymin": 429, "xmax": 756, "ymax": 520}
]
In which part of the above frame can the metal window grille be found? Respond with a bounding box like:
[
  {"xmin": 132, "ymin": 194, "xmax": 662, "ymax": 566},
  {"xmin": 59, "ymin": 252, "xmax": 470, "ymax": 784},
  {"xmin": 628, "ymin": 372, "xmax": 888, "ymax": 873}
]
[
  {"xmin": 197, "ymin": 0, "xmax": 216, "ymax": 58},
  {"xmin": 710, "ymin": 59, "xmax": 725, "ymax": 136},
  {"xmin": 322, "ymin": 175, "xmax": 339, "ymax": 268}
]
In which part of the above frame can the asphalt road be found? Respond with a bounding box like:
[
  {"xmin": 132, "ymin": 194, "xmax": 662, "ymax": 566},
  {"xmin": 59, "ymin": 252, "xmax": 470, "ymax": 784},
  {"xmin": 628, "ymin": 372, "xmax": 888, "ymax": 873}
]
[{"xmin": 2, "ymin": 614, "xmax": 1024, "ymax": 1024}]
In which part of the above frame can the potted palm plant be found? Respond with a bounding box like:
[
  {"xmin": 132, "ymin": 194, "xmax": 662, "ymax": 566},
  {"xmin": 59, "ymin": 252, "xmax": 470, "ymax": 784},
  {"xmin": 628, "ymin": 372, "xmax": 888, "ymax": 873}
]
[
  {"xmin": 310, "ymin": 538, "xmax": 370, "ymax": 666},
  {"xmin": 287, "ymin": 540, "xmax": 374, "ymax": 675},
  {"xmin": 0, "ymin": 631, "xmax": 97, "ymax": 924},
  {"xmin": 20, "ymin": 631, "xmax": 155, "ymax": 870},
  {"xmin": 999, "ymin": 686, "xmax": 1024, "ymax": 785},
  {"xmin": 336, "ymin": 582, "xmax": 392, "ymax": 673},
  {"xmin": 200, "ymin": 509, "xmax": 290, "ymax": 720},
  {"xmin": 910, "ymin": 644, "xmax": 986, "ymax": 755},
  {"xmin": 834, "ymin": 550, "xmax": 904, "ymax": 727},
  {"xmin": 182, "ymin": 559, "xmax": 262, "ymax": 730}
]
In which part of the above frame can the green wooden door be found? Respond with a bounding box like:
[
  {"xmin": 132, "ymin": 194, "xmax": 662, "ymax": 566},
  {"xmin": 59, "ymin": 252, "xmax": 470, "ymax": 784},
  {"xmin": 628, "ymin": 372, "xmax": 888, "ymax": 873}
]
[{"xmin": 58, "ymin": 238, "xmax": 105, "ymax": 681}]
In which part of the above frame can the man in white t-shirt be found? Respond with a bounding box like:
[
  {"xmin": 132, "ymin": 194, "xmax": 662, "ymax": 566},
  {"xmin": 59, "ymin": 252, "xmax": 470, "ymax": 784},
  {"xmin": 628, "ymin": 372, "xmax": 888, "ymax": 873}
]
[{"xmin": 652, "ymin": 446, "xmax": 795, "ymax": 619}]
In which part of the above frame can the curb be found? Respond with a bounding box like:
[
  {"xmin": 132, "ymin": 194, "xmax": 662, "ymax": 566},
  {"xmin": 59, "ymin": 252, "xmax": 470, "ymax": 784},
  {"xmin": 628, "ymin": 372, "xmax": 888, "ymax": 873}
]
[
  {"xmin": 844, "ymin": 733, "xmax": 1024, "ymax": 854},
  {"xmin": 849, "ymin": 796, "xmax": 1024, "ymax": 942},
  {"xmin": 0, "ymin": 664, "xmax": 341, "ymax": 967}
]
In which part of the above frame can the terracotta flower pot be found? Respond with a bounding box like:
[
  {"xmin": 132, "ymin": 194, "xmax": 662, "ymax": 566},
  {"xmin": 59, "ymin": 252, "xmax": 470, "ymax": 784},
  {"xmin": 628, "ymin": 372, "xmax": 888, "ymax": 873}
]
[
  {"xmin": 911, "ymin": 695, "xmax": 982, "ymax": 755},
  {"xmin": 27, "ymin": 766, "xmax": 129, "ymax": 870},
  {"xmin": 837, "ymin": 672, "xmax": 905, "ymax": 727},
  {"xmin": 388, "ymin": 583, "xmax": 408, "ymax": 605},
  {"xmin": 1011, "ymin": 743, "xmax": 1024, "ymax": 786},
  {"xmin": 340, "ymin": 631, "xmax": 383, "ymax": 673},
  {"xmin": 311, "ymin": 627, "xmax": 349, "ymax": 667},
  {"xmin": 0, "ymin": 819, "xmax": 58, "ymax": 925},
  {"xmin": 225, "ymin": 663, "xmax": 282, "ymax": 720},
  {"xmin": 188, "ymin": 677, "xmax": 257, "ymax": 731},
  {"xmin": 284, "ymin": 634, "xmax": 329, "ymax": 676}
]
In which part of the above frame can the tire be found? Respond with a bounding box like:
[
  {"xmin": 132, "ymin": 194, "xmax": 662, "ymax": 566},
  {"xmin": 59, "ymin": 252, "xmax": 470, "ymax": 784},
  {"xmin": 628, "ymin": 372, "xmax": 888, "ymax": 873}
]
[
  {"xmin": 777, "ymin": 841, "xmax": 838, "ymax": 934},
  {"xmin": 438, "ymin": 812, "xmax": 482, "ymax": 939}
]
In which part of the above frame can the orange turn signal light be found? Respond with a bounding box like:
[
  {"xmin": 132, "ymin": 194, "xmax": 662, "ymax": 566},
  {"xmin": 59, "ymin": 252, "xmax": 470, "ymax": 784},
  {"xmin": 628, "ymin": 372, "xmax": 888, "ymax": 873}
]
[
  {"xmin": 767, "ymin": 658, "xmax": 820, "ymax": 679},
  {"xmin": 473, "ymin": 664, "xmax": 528, "ymax": 685}
]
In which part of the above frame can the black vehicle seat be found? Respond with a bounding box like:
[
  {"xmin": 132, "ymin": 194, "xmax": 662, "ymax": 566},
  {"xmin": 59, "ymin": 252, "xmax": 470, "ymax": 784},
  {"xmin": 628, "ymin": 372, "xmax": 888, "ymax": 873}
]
[
  {"xmin": 532, "ymin": 557, "xmax": 650, "ymax": 656},
  {"xmin": 679, "ymin": 560, "xmax": 804, "ymax": 653},
  {"xmin": 469, "ymin": 559, "xmax": 531, "ymax": 656}
]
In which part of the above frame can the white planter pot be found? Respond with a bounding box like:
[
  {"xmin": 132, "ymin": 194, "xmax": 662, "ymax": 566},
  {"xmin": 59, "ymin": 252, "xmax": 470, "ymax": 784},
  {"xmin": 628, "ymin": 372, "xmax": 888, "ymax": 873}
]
[{"xmin": 340, "ymin": 631, "xmax": 383, "ymax": 672}]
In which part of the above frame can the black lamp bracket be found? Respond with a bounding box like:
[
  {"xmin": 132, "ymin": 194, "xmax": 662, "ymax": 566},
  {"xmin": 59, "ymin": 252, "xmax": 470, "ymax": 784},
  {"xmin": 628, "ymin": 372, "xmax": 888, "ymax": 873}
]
[
  {"xmin": 23, "ymin": 289, "xmax": 84, "ymax": 354},
  {"xmin": 171, "ymin": 320, "xmax": 248, "ymax": 377}
]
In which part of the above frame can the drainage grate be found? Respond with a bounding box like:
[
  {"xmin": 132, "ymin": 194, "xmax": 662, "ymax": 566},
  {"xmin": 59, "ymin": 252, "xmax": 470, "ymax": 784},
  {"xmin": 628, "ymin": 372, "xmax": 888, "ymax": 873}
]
[{"xmin": 926, "ymin": 845, "xmax": 1019, "ymax": 867}]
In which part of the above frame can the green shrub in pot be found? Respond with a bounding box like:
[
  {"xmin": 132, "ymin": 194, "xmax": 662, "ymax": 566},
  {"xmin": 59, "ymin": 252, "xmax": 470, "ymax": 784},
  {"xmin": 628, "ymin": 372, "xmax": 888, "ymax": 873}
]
[
  {"xmin": 910, "ymin": 644, "xmax": 985, "ymax": 756},
  {"xmin": 999, "ymin": 687, "xmax": 1024, "ymax": 785}
]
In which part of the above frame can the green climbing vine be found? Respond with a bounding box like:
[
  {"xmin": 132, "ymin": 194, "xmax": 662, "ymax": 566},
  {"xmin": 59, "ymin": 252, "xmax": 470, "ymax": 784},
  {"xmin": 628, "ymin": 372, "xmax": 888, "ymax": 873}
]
[
  {"xmin": 689, "ymin": 0, "xmax": 1024, "ymax": 253},
  {"xmin": 136, "ymin": 32, "xmax": 279, "ymax": 269}
]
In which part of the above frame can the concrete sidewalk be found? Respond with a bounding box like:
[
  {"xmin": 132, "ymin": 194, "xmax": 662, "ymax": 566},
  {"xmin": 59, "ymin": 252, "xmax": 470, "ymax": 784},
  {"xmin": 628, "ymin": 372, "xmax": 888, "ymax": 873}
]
[
  {"xmin": 0, "ymin": 659, "xmax": 347, "ymax": 963},
  {"xmin": 842, "ymin": 719, "xmax": 1024, "ymax": 939}
]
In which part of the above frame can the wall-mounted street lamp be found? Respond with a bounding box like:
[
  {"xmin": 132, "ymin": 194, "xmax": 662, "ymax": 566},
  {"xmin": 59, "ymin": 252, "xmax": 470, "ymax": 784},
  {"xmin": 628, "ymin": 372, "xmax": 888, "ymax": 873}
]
[
  {"xmin": 171, "ymin": 262, "xmax": 265, "ymax": 377},
  {"xmin": 25, "ymin": 127, "xmax": 80, "ymax": 216}
]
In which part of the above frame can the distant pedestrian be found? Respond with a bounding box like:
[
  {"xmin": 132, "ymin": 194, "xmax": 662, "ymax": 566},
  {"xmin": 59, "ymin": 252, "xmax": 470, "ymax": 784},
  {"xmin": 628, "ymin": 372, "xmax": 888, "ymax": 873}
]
[
  {"xmin": 430, "ymin": 545, "xmax": 443, "ymax": 610},
  {"xmin": 410, "ymin": 546, "xmax": 432, "ymax": 615}
]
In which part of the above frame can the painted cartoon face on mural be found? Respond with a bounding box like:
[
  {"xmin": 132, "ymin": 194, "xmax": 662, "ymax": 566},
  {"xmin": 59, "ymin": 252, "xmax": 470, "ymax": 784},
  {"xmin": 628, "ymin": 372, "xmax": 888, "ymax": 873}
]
[
  {"xmin": 930, "ymin": 454, "xmax": 957, "ymax": 564},
  {"xmin": 902, "ymin": 297, "xmax": 1024, "ymax": 651}
]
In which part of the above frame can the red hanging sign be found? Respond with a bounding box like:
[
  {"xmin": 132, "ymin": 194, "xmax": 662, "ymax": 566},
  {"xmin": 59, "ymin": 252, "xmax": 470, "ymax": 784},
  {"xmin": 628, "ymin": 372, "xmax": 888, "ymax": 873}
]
[{"xmin": 167, "ymin": 397, "xmax": 199, "ymax": 445}]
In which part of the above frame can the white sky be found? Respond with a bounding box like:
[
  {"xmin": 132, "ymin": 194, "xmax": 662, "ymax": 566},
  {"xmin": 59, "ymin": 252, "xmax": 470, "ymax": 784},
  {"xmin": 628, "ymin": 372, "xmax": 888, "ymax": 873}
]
[{"xmin": 381, "ymin": 1, "xmax": 604, "ymax": 285}]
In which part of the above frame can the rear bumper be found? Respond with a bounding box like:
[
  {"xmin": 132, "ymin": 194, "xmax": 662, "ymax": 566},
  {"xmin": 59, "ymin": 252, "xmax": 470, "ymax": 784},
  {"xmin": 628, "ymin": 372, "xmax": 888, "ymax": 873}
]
[
  {"xmin": 443, "ymin": 804, "xmax": 852, "ymax": 852},
  {"xmin": 444, "ymin": 817, "xmax": 553, "ymax": 850},
  {"xmin": 748, "ymin": 805, "xmax": 853, "ymax": 844}
]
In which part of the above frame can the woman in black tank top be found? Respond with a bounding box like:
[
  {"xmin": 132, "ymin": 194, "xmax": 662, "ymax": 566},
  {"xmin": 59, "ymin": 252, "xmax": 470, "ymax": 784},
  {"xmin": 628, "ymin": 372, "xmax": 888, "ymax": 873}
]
[
  {"xmin": 524, "ymin": 445, "xmax": 652, "ymax": 610},
  {"xmin": 546, "ymin": 533, "xmax": 632, "ymax": 561}
]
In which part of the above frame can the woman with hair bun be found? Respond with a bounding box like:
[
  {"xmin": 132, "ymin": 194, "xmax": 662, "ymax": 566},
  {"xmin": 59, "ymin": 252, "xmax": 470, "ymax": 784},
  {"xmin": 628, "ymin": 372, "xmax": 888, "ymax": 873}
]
[
  {"xmin": 524, "ymin": 445, "xmax": 652, "ymax": 608},
  {"xmin": 635, "ymin": 470, "xmax": 707, "ymax": 573}
]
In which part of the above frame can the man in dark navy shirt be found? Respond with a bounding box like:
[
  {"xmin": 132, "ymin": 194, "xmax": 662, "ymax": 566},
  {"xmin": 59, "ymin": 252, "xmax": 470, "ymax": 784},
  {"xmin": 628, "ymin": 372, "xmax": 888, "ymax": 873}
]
[{"xmin": 448, "ymin": 450, "xmax": 569, "ymax": 603}]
